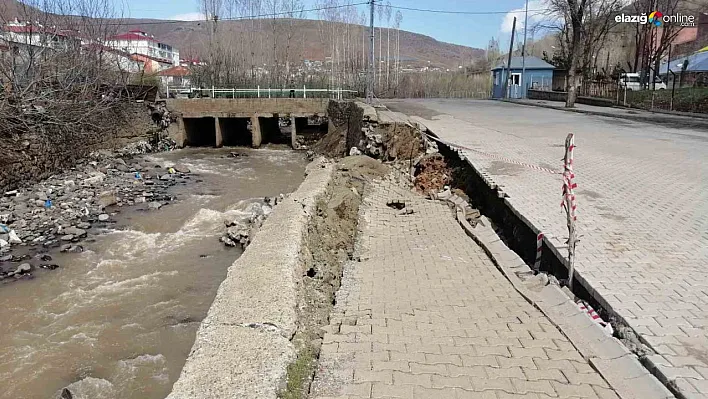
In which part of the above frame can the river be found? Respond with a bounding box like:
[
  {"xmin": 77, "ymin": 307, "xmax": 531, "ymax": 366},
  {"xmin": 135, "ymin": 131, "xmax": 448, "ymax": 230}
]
[{"xmin": 0, "ymin": 147, "xmax": 308, "ymax": 399}]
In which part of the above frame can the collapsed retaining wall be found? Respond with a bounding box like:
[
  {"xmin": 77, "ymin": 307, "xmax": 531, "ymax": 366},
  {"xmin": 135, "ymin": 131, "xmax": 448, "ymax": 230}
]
[
  {"xmin": 166, "ymin": 158, "xmax": 333, "ymax": 399},
  {"xmin": 316, "ymin": 100, "xmax": 423, "ymax": 160},
  {"xmin": 0, "ymin": 102, "xmax": 161, "ymax": 192}
]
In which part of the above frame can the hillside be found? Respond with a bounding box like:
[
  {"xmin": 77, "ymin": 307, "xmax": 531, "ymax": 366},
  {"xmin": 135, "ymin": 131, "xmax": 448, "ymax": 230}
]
[{"xmin": 0, "ymin": 0, "xmax": 484, "ymax": 69}]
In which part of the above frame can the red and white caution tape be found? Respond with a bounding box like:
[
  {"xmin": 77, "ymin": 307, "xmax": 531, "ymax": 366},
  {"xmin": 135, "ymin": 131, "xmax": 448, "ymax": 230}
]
[
  {"xmin": 534, "ymin": 232, "xmax": 543, "ymax": 270},
  {"xmin": 561, "ymin": 134, "xmax": 577, "ymax": 221},
  {"xmin": 424, "ymin": 133, "xmax": 561, "ymax": 175},
  {"xmin": 577, "ymin": 300, "xmax": 614, "ymax": 336}
]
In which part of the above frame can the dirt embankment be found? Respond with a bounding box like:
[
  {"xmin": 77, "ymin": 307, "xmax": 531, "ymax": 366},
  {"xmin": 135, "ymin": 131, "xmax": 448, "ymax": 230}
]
[
  {"xmin": 413, "ymin": 153, "xmax": 453, "ymax": 195},
  {"xmin": 313, "ymin": 101, "xmax": 423, "ymax": 162},
  {"xmin": 0, "ymin": 102, "xmax": 170, "ymax": 193},
  {"xmin": 280, "ymin": 156, "xmax": 388, "ymax": 399}
]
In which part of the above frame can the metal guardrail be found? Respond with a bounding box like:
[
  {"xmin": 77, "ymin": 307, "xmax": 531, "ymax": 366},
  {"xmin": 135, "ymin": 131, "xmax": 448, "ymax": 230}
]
[{"xmin": 166, "ymin": 86, "xmax": 359, "ymax": 100}]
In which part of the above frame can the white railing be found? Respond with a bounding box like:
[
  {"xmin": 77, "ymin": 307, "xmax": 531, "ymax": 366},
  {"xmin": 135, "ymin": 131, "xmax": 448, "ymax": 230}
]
[{"xmin": 165, "ymin": 85, "xmax": 358, "ymax": 100}]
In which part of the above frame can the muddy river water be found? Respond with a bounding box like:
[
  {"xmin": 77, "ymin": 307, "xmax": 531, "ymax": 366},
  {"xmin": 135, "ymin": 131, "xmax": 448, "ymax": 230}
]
[{"xmin": 0, "ymin": 147, "xmax": 308, "ymax": 399}]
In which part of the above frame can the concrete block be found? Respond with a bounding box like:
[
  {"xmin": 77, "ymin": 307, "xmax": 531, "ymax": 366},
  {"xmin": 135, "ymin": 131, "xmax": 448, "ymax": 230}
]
[{"xmin": 166, "ymin": 324, "xmax": 294, "ymax": 399}]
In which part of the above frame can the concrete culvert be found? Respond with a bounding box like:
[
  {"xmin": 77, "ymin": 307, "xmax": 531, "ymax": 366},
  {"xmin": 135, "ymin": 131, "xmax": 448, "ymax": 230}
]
[
  {"xmin": 183, "ymin": 117, "xmax": 217, "ymax": 147},
  {"xmin": 219, "ymin": 117, "xmax": 251, "ymax": 147},
  {"xmin": 258, "ymin": 117, "xmax": 281, "ymax": 145}
]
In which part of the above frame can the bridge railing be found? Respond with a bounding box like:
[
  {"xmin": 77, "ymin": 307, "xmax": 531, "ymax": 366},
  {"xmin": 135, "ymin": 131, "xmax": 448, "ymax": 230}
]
[{"xmin": 166, "ymin": 86, "xmax": 359, "ymax": 100}]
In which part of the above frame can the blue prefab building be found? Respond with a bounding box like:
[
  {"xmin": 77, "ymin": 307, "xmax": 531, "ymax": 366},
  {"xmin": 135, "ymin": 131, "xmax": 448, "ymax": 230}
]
[{"xmin": 491, "ymin": 56, "xmax": 555, "ymax": 99}]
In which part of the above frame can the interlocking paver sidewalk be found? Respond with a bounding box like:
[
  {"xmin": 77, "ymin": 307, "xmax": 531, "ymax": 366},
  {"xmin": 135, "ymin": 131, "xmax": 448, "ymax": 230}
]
[
  {"xmin": 384, "ymin": 99, "xmax": 708, "ymax": 398},
  {"xmin": 310, "ymin": 178, "xmax": 618, "ymax": 399}
]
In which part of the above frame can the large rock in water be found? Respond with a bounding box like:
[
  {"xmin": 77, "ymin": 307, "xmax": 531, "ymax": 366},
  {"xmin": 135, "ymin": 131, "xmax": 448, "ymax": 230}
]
[
  {"xmin": 97, "ymin": 190, "xmax": 117, "ymax": 208},
  {"xmin": 15, "ymin": 263, "xmax": 32, "ymax": 274},
  {"xmin": 63, "ymin": 227, "xmax": 87, "ymax": 238},
  {"xmin": 54, "ymin": 377, "xmax": 116, "ymax": 399},
  {"xmin": 173, "ymin": 164, "xmax": 190, "ymax": 173}
]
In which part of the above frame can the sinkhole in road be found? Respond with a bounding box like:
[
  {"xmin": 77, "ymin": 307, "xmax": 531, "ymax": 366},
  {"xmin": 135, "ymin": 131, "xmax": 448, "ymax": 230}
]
[{"xmin": 431, "ymin": 135, "xmax": 612, "ymax": 325}]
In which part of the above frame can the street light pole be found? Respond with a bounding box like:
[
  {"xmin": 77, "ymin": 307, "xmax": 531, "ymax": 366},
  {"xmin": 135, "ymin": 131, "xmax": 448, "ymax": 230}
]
[{"xmin": 521, "ymin": 0, "xmax": 529, "ymax": 98}]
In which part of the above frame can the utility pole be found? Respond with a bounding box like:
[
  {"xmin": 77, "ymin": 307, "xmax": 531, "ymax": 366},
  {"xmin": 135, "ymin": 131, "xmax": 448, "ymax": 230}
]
[
  {"xmin": 367, "ymin": 0, "xmax": 375, "ymax": 103},
  {"xmin": 521, "ymin": 0, "xmax": 529, "ymax": 98},
  {"xmin": 504, "ymin": 17, "xmax": 516, "ymax": 99}
]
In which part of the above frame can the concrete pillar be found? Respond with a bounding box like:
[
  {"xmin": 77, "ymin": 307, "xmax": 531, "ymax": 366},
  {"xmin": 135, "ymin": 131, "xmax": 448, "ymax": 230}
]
[
  {"xmin": 290, "ymin": 116, "xmax": 298, "ymax": 149},
  {"xmin": 175, "ymin": 117, "xmax": 187, "ymax": 148},
  {"xmin": 215, "ymin": 117, "xmax": 223, "ymax": 148},
  {"xmin": 250, "ymin": 115, "xmax": 262, "ymax": 148}
]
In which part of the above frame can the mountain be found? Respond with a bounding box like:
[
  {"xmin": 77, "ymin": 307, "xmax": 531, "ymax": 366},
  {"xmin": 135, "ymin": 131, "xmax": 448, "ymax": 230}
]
[{"xmin": 0, "ymin": 0, "xmax": 484, "ymax": 69}]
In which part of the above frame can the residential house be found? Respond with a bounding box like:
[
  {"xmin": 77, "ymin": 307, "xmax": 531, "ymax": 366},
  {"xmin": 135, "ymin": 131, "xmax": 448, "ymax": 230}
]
[
  {"xmin": 1, "ymin": 20, "xmax": 82, "ymax": 50},
  {"xmin": 158, "ymin": 65, "xmax": 191, "ymax": 91},
  {"xmin": 491, "ymin": 56, "xmax": 555, "ymax": 99},
  {"xmin": 106, "ymin": 30, "xmax": 179, "ymax": 71}
]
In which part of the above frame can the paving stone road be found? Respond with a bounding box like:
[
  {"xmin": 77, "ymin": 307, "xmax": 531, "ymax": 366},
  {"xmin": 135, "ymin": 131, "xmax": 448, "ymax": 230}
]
[
  {"xmin": 310, "ymin": 177, "xmax": 618, "ymax": 399},
  {"xmin": 384, "ymin": 99, "xmax": 708, "ymax": 399}
]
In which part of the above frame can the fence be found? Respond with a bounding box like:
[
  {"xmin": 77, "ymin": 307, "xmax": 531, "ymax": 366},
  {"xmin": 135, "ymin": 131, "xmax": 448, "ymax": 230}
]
[
  {"xmin": 542, "ymin": 80, "xmax": 707, "ymax": 114},
  {"xmin": 165, "ymin": 86, "xmax": 359, "ymax": 100},
  {"xmin": 578, "ymin": 81, "xmax": 618, "ymax": 101}
]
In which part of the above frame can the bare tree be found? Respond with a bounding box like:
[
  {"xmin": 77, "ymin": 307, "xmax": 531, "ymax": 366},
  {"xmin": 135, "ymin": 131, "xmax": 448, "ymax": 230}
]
[
  {"xmin": 540, "ymin": 0, "xmax": 622, "ymax": 106},
  {"xmin": 0, "ymin": 0, "xmax": 143, "ymax": 175},
  {"xmin": 385, "ymin": 1, "xmax": 391, "ymax": 91},
  {"xmin": 394, "ymin": 10, "xmax": 402, "ymax": 87}
]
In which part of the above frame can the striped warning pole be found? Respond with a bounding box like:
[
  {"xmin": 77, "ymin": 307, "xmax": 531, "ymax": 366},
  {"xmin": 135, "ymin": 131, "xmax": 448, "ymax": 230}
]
[
  {"xmin": 561, "ymin": 133, "xmax": 577, "ymax": 289},
  {"xmin": 534, "ymin": 232, "xmax": 543, "ymax": 271}
]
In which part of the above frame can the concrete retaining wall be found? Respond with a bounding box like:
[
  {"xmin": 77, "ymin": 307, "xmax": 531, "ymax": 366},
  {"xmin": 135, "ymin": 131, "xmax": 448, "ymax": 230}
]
[
  {"xmin": 166, "ymin": 158, "xmax": 334, "ymax": 399},
  {"xmin": 0, "ymin": 102, "xmax": 157, "ymax": 192}
]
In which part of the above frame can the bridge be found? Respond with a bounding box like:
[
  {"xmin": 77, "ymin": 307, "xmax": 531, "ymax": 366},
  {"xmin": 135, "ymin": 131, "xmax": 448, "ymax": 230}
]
[{"xmin": 167, "ymin": 98, "xmax": 332, "ymax": 148}]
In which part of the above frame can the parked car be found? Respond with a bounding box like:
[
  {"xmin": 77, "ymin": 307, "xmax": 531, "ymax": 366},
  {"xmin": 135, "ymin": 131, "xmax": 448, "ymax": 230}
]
[{"xmin": 619, "ymin": 73, "xmax": 667, "ymax": 90}]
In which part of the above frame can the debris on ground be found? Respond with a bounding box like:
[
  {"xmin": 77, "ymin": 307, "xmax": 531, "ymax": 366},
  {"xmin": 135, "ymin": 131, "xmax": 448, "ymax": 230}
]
[
  {"xmin": 313, "ymin": 102, "xmax": 423, "ymax": 161},
  {"xmin": 381, "ymin": 122, "xmax": 423, "ymax": 160},
  {"xmin": 386, "ymin": 200, "xmax": 406, "ymax": 210},
  {"xmin": 220, "ymin": 194, "xmax": 286, "ymax": 250},
  {"xmin": 413, "ymin": 153, "xmax": 453, "ymax": 195},
  {"xmin": 0, "ymin": 141, "xmax": 187, "ymax": 283}
]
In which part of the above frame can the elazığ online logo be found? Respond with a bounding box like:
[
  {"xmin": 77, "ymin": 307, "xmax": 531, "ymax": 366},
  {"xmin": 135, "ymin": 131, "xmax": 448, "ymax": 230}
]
[
  {"xmin": 615, "ymin": 11, "xmax": 695, "ymax": 27},
  {"xmin": 648, "ymin": 11, "xmax": 663, "ymax": 26}
]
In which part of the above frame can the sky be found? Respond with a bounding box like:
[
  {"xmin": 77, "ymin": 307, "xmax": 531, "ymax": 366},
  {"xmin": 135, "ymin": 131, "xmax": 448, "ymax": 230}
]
[{"xmin": 115, "ymin": 0, "xmax": 548, "ymax": 49}]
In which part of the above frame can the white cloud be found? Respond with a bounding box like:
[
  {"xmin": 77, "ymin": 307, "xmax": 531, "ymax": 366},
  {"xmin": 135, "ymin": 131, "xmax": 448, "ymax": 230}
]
[
  {"xmin": 500, "ymin": 0, "xmax": 552, "ymax": 33},
  {"xmin": 170, "ymin": 12, "xmax": 206, "ymax": 21}
]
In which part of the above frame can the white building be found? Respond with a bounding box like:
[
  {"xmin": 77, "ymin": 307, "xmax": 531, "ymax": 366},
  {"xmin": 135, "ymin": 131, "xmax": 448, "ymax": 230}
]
[
  {"xmin": 1, "ymin": 20, "xmax": 81, "ymax": 50},
  {"xmin": 106, "ymin": 30, "xmax": 179, "ymax": 68}
]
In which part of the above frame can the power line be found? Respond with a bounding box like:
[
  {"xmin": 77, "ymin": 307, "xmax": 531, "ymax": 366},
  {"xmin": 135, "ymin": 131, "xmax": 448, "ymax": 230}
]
[{"xmin": 387, "ymin": 4, "xmax": 546, "ymax": 15}]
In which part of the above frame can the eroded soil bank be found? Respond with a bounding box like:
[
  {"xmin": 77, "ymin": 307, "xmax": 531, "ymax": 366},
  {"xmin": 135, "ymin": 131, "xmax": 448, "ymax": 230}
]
[
  {"xmin": 0, "ymin": 147, "xmax": 308, "ymax": 399},
  {"xmin": 280, "ymin": 156, "xmax": 388, "ymax": 399}
]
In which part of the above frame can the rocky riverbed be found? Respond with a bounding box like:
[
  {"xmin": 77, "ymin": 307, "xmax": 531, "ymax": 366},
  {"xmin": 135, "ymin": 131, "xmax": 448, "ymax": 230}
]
[
  {"xmin": 0, "ymin": 140, "xmax": 185, "ymax": 283},
  {"xmin": 0, "ymin": 146, "xmax": 309, "ymax": 399}
]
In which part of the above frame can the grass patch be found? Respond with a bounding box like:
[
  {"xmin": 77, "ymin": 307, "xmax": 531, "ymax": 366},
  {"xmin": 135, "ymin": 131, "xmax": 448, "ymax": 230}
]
[
  {"xmin": 279, "ymin": 344, "xmax": 316, "ymax": 399},
  {"xmin": 626, "ymin": 87, "xmax": 708, "ymax": 114}
]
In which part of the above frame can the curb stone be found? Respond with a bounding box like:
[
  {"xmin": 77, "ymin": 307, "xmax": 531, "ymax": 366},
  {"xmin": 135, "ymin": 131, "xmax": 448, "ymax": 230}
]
[
  {"xmin": 498, "ymin": 99, "xmax": 708, "ymax": 130},
  {"xmin": 437, "ymin": 190, "xmax": 674, "ymax": 399}
]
